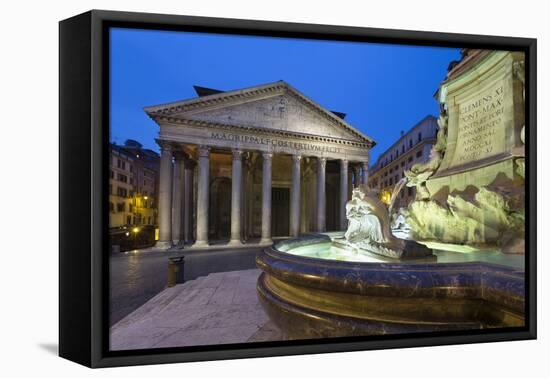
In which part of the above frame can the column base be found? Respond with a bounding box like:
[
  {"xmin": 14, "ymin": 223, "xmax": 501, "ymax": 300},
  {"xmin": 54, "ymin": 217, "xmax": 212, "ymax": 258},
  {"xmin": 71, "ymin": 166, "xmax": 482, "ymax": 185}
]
[
  {"xmin": 227, "ymin": 239, "xmax": 244, "ymax": 247},
  {"xmin": 154, "ymin": 241, "xmax": 173, "ymax": 250},
  {"xmin": 192, "ymin": 240, "xmax": 209, "ymax": 249},
  {"xmin": 259, "ymin": 238, "xmax": 273, "ymax": 245},
  {"xmin": 174, "ymin": 240, "xmax": 186, "ymax": 249}
]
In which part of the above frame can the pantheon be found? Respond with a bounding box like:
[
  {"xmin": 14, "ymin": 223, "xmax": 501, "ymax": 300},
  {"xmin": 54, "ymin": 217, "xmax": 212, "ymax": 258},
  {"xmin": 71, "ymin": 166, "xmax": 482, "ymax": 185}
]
[{"xmin": 144, "ymin": 81, "xmax": 375, "ymax": 249}]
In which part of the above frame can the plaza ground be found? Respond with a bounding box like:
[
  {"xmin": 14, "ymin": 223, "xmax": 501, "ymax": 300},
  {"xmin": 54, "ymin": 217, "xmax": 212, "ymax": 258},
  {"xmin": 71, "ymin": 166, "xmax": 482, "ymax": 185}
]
[
  {"xmin": 110, "ymin": 244, "xmax": 262, "ymax": 325},
  {"xmin": 110, "ymin": 268, "xmax": 284, "ymax": 350}
]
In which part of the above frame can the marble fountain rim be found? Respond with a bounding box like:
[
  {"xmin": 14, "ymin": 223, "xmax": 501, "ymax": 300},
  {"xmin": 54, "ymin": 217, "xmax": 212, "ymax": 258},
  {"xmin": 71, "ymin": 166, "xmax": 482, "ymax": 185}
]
[{"xmin": 256, "ymin": 233, "xmax": 525, "ymax": 312}]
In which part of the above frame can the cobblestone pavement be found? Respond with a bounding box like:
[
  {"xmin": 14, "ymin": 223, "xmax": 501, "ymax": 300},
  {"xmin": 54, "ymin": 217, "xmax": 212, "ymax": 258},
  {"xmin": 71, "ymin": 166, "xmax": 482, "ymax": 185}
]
[
  {"xmin": 109, "ymin": 246, "xmax": 263, "ymax": 326},
  {"xmin": 110, "ymin": 269, "xmax": 285, "ymax": 350}
]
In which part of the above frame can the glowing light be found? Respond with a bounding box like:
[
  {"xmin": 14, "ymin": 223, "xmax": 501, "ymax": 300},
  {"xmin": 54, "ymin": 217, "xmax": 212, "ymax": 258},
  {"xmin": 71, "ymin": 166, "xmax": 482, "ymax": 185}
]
[
  {"xmin": 144, "ymin": 196, "xmax": 148, "ymax": 200},
  {"xmin": 125, "ymin": 232, "xmax": 130, "ymax": 236},
  {"xmin": 380, "ymin": 190, "xmax": 392, "ymax": 205},
  {"xmin": 132, "ymin": 227, "xmax": 139, "ymax": 233}
]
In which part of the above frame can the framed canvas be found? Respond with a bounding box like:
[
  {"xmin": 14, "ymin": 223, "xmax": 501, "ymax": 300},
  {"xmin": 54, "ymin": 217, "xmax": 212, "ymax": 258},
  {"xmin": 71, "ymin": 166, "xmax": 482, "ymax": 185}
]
[{"xmin": 59, "ymin": 10, "xmax": 537, "ymax": 368}]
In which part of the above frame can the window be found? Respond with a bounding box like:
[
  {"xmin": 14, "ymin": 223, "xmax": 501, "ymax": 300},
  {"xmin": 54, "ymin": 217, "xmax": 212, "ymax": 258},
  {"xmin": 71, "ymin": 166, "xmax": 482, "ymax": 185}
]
[
  {"xmin": 418, "ymin": 132, "xmax": 422, "ymax": 142},
  {"xmin": 396, "ymin": 150, "xmax": 399, "ymax": 158},
  {"xmin": 408, "ymin": 156, "xmax": 413, "ymax": 163},
  {"xmin": 416, "ymin": 150, "xmax": 423, "ymax": 158},
  {"xmin": 402, "ymin": 145, "xmax": 405, "ymax": 154},
  {"xmin": 110, "ymin": 170, "xmax": 114, "ymax": 179},
  {"xmin": 401, "ymin": 162, "xmax": 405, "ymax": 167},
  {"xmin": 109, "ymin": 202, "xmax": 114, "ymax": 212},
  {"xmin": 129, "ymin": 204, "xmax": 133, "ymax": 212},
  {"xmin": 117, "ymin": 173, "xmax": 127, "ymax": 183},
  {"xmin": 117, "ymin": 203, "xmax": 125, "ymax": 212},
  {"xmin": 127, "ymin": 215, "xmax": 132, "ymax": 225},
  {"xmin": 117, "ymin": 187, "xmax": 128, "ymax": 197},
  {"xmin": 409, "ymin": 140, "xmax": 412, "ymax": 148},
  {"xmin": 117, "ymin": 159, "xmax": 126, "ymax": 170}
]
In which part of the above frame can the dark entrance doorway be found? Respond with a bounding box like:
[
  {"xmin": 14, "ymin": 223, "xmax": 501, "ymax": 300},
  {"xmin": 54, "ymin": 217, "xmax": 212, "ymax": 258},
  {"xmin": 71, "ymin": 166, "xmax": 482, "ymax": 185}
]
[
  {"xmin": 210, "ymin": 177, "xmax": 231, "ymax": 240},
  {"xmin": 271, "ymin": 187, "xmax": 290, "ymax": 237}
]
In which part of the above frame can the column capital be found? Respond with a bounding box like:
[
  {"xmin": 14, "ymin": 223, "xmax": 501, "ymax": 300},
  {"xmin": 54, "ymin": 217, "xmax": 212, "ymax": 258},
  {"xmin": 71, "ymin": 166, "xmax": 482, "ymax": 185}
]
[
  {"xmin": 156, "ymin": 140, "xmax": 173, "ymax": 153},
  {"xmin": 232, "ymin": 149, "xmax": 244, "ymax": 160},
  {"xmin": 197, "ymin": 145, "xmax": 210, "ymax": 158},
  {"xmin": 262, "ymin": 152, "xmax": 273, "ymax": 161},
  {"xmin": 318, "ymin": 156, "xmax": 327, "ymax": 168},
  {"xmin": 292, "ymin": 154, "xmax": 302, "ymax": 163},
  {"xmin": 340, "ymin": 158, "xmax": 349, "ymax": 167}
]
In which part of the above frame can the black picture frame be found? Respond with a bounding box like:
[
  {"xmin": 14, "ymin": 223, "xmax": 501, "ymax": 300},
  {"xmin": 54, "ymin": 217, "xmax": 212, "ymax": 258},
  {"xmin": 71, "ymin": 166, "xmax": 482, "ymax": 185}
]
[{"xmin": 59, "ymin": 9, "xmax": 537, "ymax": 368}]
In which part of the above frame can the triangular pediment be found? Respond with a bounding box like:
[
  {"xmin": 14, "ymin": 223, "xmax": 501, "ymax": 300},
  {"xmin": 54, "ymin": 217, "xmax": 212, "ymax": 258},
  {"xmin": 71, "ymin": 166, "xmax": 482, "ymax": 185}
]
[{"xmin": 144, "ymin": 82, "xmax": 374, "ymax": 146}]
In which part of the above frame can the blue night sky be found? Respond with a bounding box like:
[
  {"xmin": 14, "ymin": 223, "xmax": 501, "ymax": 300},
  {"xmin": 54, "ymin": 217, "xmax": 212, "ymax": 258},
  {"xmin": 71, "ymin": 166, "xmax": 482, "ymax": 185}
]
[{"xmin": 110, "ymin": 28, "xmax": 460, "ymax": 163}]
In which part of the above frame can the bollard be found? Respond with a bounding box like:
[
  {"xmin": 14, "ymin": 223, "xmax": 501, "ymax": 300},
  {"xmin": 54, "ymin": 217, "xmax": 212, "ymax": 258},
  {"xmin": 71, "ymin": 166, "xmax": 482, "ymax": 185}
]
[{"xmin": 167, "ymin": 256, "xmax": 185, "ymax": 287}]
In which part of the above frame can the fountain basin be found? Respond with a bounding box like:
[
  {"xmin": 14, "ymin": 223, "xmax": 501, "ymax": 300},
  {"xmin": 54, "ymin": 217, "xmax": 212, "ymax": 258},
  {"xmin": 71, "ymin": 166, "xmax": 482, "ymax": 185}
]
[{"xmin": 256, "ymin": 233, "xmax": 525, "ymax": 339}]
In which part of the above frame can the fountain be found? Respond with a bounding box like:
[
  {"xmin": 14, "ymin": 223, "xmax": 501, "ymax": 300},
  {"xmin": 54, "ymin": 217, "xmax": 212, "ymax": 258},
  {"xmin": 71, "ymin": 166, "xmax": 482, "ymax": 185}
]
[{"xmin": 256, "ymin": 185, "xmax": 525, "ymax": 339}]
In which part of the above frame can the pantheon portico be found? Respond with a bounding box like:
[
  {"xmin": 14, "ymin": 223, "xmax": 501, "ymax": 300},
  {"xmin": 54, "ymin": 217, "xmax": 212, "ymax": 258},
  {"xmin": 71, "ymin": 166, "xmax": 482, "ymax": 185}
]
[{"xmin": 144, "ymin": 81, "xmax": 375, "ymax": 249}]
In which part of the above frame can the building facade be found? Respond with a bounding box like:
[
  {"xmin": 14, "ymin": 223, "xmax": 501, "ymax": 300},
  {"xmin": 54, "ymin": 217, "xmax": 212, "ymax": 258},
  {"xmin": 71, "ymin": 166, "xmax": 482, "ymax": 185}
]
[
  {"xmin": 368, "ymin": 115, "xmax": 438, "ymax": 209},
  {"xmin": 144, "ymin": 81, "xmax": 375, "ymax": 249},
  {"xmin": 109, "ymin": 140, "xmax": 160, "ymax": 228}
]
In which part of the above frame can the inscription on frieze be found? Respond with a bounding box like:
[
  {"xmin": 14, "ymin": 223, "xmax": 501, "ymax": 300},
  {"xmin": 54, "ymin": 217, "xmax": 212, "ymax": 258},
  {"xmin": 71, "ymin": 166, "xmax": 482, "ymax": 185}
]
[
  {"xmin": 451, "ymin": 82, "xmax": 507, "ymax": 167},
  {"xmin": 210, "ymin": 131, "xmax": 343, "ymax": 154}
]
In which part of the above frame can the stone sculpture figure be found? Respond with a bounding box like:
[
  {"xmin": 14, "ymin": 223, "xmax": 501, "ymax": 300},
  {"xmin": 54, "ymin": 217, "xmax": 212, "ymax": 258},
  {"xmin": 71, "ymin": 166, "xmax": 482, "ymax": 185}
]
[
  {"xmin": 337, "ymin": 185, "xmax": 432, "ymax": 259},
  {"xmin": 345, "ymin": 186, "xmax": 394, "ymax": 244}
]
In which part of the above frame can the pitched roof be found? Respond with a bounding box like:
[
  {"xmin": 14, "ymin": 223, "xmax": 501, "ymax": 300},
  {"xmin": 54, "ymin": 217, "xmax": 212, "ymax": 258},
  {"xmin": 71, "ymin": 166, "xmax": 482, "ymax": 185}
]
[{"xmin": 144, "ymin": 81, "xmax": 375, "ymax": 146}]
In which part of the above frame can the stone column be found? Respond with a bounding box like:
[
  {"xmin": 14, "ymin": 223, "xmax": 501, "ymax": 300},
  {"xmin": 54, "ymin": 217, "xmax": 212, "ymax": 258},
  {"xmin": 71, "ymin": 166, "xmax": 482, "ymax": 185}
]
[
  {"xmin": 183, "ymin": 159, "xmax": 194, "ymax": 244},
  {"xmin": 290, "ymin": 154, "xmax": 302, "ymax": 237},
  {"xmin": 352, "ymin": 164, "xmax": 361, "ymax": 188},
  {"xmin": 340, "ymin": 159, "xmax": 349, "ymax": 230},
  {"xmin": 155, "ymin": 144, "xmax": 173, "ymax": 249},
  {"xmin": 229, "ymin": 149, "xmax": 244, "ymax": 246},
  {"xmin": 172, "ymin": 153, "xmax": 185, "ymax": 246},
  {"xmin": 260, "ymin": 152, "xmax": 273, "ymax": 244},
  {"xmin": 316, "ymin": 157, "xmax": 326, "ymax": 232},
  {"xmin": 193, "ymin": 145, "xmax": 210, "ymax": 248},
  {"xmin": 361, "ymin": 161, "xmax": 369, "ymax": 185}
]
